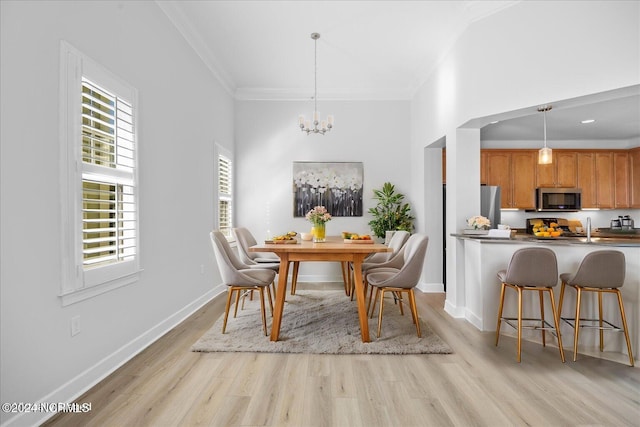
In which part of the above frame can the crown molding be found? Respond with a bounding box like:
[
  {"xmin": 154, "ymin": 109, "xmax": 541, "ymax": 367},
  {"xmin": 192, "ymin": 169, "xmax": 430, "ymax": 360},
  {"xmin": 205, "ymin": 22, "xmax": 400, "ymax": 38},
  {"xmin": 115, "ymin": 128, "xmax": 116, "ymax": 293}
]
[
  {"xmin": 156, "ymin": 1, "xmax": 236, "ymax": 97},
  {"xmin": 235, "ymin": 87, "xmax": 414, "ymax": 101}
]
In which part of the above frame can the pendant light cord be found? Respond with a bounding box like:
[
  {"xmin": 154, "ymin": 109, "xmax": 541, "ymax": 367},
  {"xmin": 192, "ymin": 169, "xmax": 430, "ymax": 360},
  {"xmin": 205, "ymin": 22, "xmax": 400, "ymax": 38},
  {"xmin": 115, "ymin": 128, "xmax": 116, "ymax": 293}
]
[{"xmin": 543, "ymin": 108, "xmax": 547, "ymax": 148}]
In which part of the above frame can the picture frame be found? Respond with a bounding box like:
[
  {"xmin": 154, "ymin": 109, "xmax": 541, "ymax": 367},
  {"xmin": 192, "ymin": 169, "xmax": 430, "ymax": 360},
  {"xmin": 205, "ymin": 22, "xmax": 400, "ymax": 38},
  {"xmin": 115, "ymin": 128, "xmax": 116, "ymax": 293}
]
[{"xmin": 293, "ymin": 162, "xmax": 363, "ymax": 217}]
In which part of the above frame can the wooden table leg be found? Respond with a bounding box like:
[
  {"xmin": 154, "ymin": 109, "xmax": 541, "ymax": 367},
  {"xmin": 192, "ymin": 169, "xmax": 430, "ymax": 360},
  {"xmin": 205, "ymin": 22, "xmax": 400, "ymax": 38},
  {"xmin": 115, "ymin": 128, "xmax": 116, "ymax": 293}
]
[
  {"xmin": 351, "ymin": 254, "xmax": 370, "ymax": 342},
  {"xmin": 271, "ymin": 253, "xmax": 290, "ymax": 341},
  {"xmin": 290, "ymin": 261, "xmax": 300, "ymax": 295}
]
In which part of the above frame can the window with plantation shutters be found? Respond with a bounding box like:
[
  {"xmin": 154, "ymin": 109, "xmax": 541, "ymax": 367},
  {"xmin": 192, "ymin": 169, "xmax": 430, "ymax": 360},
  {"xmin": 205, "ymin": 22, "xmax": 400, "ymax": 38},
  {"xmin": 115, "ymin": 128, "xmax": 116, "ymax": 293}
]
[
  {"xmin": 60, "ymin": 41, "xmax": 140, "ymax": 305},
  {"xmin": 216, "ymin": 145, "xmax": 233, "ymax": 239},
  {"xmin": 81, "ymin": 79, "xmax": 136, "ymax": 268}
]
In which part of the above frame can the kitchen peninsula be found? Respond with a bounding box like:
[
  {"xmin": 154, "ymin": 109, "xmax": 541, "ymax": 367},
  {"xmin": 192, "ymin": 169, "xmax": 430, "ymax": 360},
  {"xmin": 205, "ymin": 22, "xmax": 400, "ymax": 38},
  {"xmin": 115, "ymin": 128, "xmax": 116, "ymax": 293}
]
[{"xmin": 451, "ymin": 233, "xmax": 639, "ymax": 363}]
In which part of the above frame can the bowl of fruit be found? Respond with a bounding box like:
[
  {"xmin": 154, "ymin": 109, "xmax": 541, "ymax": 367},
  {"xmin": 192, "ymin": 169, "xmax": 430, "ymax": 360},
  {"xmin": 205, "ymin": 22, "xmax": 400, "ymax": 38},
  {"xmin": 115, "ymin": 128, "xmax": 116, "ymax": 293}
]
[{"xmin": 533, "ymin": 222, "xmax": 563, "ymax": 238}]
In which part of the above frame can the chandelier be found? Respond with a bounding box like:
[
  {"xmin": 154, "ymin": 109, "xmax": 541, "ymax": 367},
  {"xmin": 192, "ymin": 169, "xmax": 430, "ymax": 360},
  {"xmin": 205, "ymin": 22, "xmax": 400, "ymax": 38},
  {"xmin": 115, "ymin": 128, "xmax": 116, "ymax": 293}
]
[
  {"xmin": 299, "ymin": 33, "xmax": 334, "ymax": 135},
  {"xmin": 537, "ymin": 105, "xmax": 553, "ymax": 164}
]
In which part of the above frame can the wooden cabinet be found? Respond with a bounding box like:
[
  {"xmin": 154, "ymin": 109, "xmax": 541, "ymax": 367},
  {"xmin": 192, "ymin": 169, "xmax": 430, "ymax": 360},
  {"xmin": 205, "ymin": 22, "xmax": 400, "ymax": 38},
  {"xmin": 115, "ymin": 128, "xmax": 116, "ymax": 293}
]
[
  {"xmin": 630, "ymin": 148, "xmax": 640, "ymax": 208},
  {"xmin": 577, "ymin": 151, "xmax": 618, "ymax": 209},
  {"xmin": 480, "ymin": 151, "xmax": 488, "ymax": 185},
  {"xmin": 577, "ymin": 152, "xmax": 596, "ymax": 208},
  {"xmin": 614, "ymin": 152, "xmax": 630, "ymax": 208},
  {"xmin": 486, "ymin": 151, "xmax": 511, "ymax": 206},
  {"xmin": 442, "ymin": 148, "xmax": 636, "ymax": 209},
  {"xmin": 595, "ymin": 152, "xmax": 614, "ymax": 209},
  {"xmin": 536, "ymin": 151, "xmax": 577, "ymax": 188},
  {"xmin": 486, "ymin": 150, "xmax": 536, "ymax": 209}
]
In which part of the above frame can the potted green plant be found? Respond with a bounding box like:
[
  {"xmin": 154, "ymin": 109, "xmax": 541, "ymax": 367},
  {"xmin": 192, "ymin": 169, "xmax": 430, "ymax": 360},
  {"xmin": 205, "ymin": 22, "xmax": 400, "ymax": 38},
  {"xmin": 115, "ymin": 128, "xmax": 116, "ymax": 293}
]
[{"xmin": 367, "ymin": 182, "xmax": 414, "ymax": 240}]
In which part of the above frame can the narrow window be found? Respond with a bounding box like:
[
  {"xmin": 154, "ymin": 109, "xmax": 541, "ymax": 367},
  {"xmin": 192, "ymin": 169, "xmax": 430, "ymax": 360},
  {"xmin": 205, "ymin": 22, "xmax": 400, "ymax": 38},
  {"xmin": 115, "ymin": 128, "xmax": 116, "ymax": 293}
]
[
  {"xmin": 60, "ymin": 42, "xmax": 139, "ymax": 305},
  {"xmin": 216, "ymin": 145, "xmax": 233, "ymax": 238}
]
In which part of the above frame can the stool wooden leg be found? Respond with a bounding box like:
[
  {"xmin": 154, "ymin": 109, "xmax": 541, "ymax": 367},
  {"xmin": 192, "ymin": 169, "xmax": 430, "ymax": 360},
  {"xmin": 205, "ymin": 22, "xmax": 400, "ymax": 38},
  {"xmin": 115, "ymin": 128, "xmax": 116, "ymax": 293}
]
[
  {"xmin": 517, "ymin": 287, "xmax": 523, "ymax": 363},
  {"xmin": 598, "ymin": 291, "xmax": 604, "ymax": 352},
  {"xmin": 547, "ymin": 288, "xmax": 565, "ymax": 363},
  {"xmin": 495, "ymin": 283, "xmax": 506, "ymax": 346},
  {"xmin": 615, "ymin": 289, "xmax": 635, "ymax": 367},
  {"xmin": 573, "ymin": 287, "xmax": 582, "ymax": 362},
  {"xmin": 539, "ymin": 290, "xmax": 546, "ymax": 347}
]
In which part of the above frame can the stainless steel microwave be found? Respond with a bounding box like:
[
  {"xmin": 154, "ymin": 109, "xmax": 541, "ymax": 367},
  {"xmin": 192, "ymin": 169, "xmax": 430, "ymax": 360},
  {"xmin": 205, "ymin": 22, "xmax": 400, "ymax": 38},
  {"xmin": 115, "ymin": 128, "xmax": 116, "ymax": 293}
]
[{"xmin": 535, "ymin": 188, "xmax": 581, "ymax": 212}]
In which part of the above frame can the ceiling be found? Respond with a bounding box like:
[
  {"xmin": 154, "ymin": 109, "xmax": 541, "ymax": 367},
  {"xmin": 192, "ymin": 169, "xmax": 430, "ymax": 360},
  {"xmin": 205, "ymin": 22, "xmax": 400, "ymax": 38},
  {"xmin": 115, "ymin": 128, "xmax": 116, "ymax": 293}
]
[
  {"xmin": 158, "ymin": 1, "xmax": 639, "ymax": 142},
  {"xmin": 158, "ymin": 0, "xmax": 518, "ymax": 99},
  {"xmin": 478, "ymin": 88, "xmax": 640, "ymax": 142}
]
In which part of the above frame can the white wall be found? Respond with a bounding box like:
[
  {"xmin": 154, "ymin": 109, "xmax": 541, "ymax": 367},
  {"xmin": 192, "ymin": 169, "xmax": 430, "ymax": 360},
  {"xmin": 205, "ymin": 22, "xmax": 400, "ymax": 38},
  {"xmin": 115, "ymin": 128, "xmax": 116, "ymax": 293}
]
[
  {"xmin": 0, "ymin": 2, "xmax": 233, "ymax": 425},
  {"xmin": 409, "ymin": 1, "xmax": 639, "ymax": 316},
  {"xmin": 234, "ymin": 100, "xmax": 412, "ymax": 280}
]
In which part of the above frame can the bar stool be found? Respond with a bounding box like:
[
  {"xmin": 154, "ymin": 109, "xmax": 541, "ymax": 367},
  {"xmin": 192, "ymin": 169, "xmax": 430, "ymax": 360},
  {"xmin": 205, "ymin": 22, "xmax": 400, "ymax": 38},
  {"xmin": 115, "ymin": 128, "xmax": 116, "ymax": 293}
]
[
  {"xmin": 558, "ymin": 250, "xmax": 634, "ymax": 366},
  {"xmin": 495, "ymin": 247, "xmax": 565, "ymax": 363}
]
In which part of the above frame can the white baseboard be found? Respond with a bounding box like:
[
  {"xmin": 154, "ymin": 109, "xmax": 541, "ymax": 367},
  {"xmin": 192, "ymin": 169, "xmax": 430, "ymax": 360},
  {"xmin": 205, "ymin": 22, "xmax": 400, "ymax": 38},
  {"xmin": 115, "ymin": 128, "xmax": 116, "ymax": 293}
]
[
  {"xmin": 416, "ymin": 282, "xmax": 444, "ymax": 293},
  {"xmin": 444, "ymin": 299, "xmax": 465, "ymax": 319},
  {"xmin": 3, "ymin": 285, "xmax": 224, "ymax": 427},
  {"xmin": 464, "ymin": 309, "xmax": 483, "ymax": 331}
]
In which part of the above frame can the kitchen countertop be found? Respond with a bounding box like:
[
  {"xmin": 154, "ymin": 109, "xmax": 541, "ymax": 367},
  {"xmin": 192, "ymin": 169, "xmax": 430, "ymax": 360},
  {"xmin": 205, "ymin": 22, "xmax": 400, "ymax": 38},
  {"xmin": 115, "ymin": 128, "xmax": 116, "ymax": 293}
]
[{"xmin": 451, "ymin": 232, "xmax": 640, "ymax": 247}]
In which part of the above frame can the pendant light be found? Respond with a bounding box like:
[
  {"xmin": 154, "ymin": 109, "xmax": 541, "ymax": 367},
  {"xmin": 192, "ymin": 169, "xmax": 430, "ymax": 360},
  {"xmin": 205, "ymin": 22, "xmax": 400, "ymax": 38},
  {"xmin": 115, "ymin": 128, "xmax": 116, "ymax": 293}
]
[
  {"xmin": 298, "ymin": 33, "xmax": 333, "ymax": 135},
  {"xmin": 538, "ymin": 105, "xmax": 553, "ymax": 165}
]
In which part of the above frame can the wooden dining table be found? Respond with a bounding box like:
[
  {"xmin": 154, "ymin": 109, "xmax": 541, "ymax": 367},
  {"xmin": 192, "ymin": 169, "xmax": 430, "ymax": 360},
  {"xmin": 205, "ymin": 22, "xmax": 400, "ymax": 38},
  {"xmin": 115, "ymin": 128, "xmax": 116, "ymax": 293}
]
[{"xmin": 249, "ymin": 236, "xmax": 391, "ymax": 342}]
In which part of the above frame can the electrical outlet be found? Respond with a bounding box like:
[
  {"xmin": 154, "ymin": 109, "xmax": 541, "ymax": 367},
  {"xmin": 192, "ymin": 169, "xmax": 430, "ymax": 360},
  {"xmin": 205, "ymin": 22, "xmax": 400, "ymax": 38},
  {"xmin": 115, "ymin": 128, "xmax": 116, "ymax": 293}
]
[{"xmin": 71, "ymin": 316, "xmax": 80, "ymax": 337}]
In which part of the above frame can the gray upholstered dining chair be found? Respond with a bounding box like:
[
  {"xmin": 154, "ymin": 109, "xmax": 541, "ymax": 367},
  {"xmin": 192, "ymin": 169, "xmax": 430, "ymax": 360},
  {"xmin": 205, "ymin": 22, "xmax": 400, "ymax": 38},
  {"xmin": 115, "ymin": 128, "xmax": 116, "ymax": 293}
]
[
  {"xmin": 233, "ymin": 227, "xmax": 280, "ymax": 265},
  {"xmin": 558, "ymin": 250, "xmax": 634, "ymax": 366},
  {"xmin": 366, "ymin": 233, "xmax": 429, "ymax": 338},
  {"xmin": 233, "ymin": 227, "xmax": 281, "ymax": 303},
  {"xmin": 210, "ymin": 231, "xmax": 276, "ymax": 336},
  {"xmin": 364, "ymin": 230, "xmax": 410, "ymax": 265},
  {"xmin": 349, "ymin": 230, "xmax": 410, "ymax": 301},
  {"xmin": 495, "ymin": 247, "xmax": 565, "ymax": 363}
]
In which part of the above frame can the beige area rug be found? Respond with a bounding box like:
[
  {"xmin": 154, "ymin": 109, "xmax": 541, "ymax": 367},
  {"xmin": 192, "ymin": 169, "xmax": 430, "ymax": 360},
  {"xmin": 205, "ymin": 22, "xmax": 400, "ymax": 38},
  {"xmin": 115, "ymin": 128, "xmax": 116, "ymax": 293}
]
[{"xmin": 192, "ymin": 290, "xmax": 452, "ymax": 354}]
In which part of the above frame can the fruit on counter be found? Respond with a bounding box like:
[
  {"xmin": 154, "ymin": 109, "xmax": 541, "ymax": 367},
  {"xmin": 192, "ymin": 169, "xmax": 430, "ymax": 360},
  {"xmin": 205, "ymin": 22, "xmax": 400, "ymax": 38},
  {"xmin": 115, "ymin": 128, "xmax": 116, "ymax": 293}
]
[{"xmin": 341, "ymin": 231, "xmax": 353, "ymax": 239}]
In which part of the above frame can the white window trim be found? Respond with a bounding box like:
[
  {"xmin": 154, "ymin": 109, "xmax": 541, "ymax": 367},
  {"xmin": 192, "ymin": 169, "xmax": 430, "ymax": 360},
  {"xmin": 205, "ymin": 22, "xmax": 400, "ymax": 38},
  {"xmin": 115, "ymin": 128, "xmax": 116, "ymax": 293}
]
[
  {"xmin": 214, "ymin": 143, "xmax": 234, "ymax": 241},
  {"xmin": 59, "ymin": 41, "xmax": 141, "ymax": 306}
]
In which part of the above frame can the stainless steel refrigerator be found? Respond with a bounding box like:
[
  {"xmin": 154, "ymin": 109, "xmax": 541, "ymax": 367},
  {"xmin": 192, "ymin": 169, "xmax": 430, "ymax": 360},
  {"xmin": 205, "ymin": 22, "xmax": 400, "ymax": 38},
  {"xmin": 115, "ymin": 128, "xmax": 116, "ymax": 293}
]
[{"xmin": 480, "ymin": 185, "xmax": 501, "ymax": 229}]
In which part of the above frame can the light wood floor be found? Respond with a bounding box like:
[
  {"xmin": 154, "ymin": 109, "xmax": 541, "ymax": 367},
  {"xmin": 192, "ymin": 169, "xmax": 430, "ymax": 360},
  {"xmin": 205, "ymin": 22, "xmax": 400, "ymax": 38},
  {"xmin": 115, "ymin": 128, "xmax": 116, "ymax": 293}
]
[{"xmin": 44, "ymin": 283, "xmax": 639, "ymax": 427}]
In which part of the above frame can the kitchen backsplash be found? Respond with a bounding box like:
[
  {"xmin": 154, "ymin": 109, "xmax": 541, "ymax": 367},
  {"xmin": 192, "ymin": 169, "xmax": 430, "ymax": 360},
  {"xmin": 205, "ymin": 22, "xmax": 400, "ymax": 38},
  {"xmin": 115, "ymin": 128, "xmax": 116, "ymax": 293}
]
[{"xmin": 500, "ymin": 208, "xmax": 640, "ymax": 230}]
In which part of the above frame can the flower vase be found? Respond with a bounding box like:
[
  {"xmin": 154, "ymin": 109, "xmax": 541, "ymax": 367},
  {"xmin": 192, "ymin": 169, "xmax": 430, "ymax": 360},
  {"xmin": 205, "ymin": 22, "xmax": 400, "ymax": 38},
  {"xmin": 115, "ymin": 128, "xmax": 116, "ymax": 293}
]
[{"xmin": 312, "ymin": 222, "xmax": 326, "ymax": 242}]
